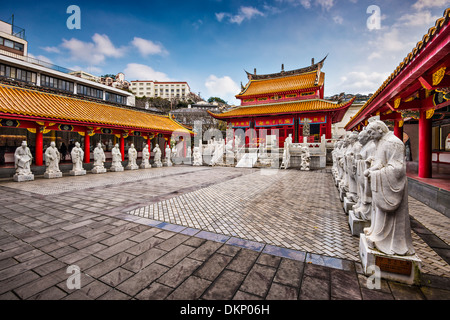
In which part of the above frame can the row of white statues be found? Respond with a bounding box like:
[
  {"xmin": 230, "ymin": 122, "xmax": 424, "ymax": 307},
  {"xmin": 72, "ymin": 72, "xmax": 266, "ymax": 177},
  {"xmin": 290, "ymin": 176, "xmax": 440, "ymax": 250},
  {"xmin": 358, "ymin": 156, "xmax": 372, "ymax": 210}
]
[
  {"xmin": 332, "ymin": 119, "xmax": 420, "ymax": 284},
  {"xmin": 281, "ymin": 134, "xmax": 311, "ymax": 170},
  {"xmin": 13, "ymin": 141, "xmax": 169, "ymax": 180}
]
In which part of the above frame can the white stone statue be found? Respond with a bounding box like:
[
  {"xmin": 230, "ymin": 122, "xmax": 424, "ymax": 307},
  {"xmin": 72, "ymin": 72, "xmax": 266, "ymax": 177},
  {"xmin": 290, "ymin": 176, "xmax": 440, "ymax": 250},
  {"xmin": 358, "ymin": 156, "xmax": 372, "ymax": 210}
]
[
  {"xmin": 210, "ymin": 139, "xmax": 224, "ymax": 166},
  {"xmin": 126, "ymin": 143, "xmax": 139, "ymax": 170},
  {"xmin": 110, "ymin": 143, "xmax": 124, "ymax": 172},
  {"xmin": 92, "ymin": 142, "xmax": 107, "ymax": 174},
  {"xmin": 153, "ymin": 144, "xmax": 162, "ymax": 167},
  {"xmin": 44, "ymin": 141, "xmax": 62, "ymax": 178},
  {"xmin": 176, "ymin": 140, "xmax": 184, "ymax": 159},
  {"xmin": 70, "ymin": 142, "xmax": 86, "ymax": 175},
  {"xmin": 344, "ymin": 132, "xmax": 359, "ymax": 202},
  {"xmin": 193, "ymin": 146, "xmax": 202, "ymax": 166},
  {"xmin": 338, "ymin": 136, "xmax": 350, "ymax": 192},
  {"xmin": 165, "ymin": 144, "xmax": 172, "ymax": 166},
  {"xmin": 281, "ymin": 134, "xmax": 292, "ymax": 169},
  {"xmin": 186, "ymin": 146, "xmax": 192, "ymax": 159},
  {"xmin": 13, "ymin": 141, "xmax": 34, "ymax": 182},
  {"xmin": 140, "ymin": 144, "xmax": 152, "ymax": 169},
  {"xmin": 300, "ymin": 146, "xmax": 310, "ymax": 171},
  {"xmin": 363, "ymin": 120, "xmax": 415, "ymax": 256},
  {"xmin": 353, "ymin": 129, "xmax": 376, "ymax": 221}
]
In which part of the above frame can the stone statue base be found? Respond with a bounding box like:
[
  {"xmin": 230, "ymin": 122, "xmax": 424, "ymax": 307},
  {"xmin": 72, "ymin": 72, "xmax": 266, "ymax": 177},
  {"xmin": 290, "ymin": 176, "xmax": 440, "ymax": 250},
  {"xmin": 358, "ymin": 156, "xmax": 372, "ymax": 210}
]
[
  {"xmin": 154, "ymin": 162, "xmax": 162, "ymax": 168},
  {"xmin": 343, "ymin": 197, "xmax": 356, "ymax": 214},
  {"xmin": 70, "ymin": 169, "xmax": 86, "ymax": 176},
  {"xmin": 110, "ymin": 166, "xmax": 124, "ymax": 172},
  {"xmin": 13, "ymin": 174, "xmax": 34, "ymax": 182},
  {"xmin": 140, "ymin": 163, "xmax": 152, "ymax": 169},
  {"xmin": 359, "ymin": 233, "xmax": 421, "ymax": 285},
  {"xmin": 44, "ymin": 172, "xmax": 62, "ymax": 179},
  {"xmin": 125, "ymin": 164, "xmax": 139, "ymax": 170},
  {"xmin": 339, "ymin": 188, "xmax": 346, "ymax": 202},
  {"xmin": 348, "ymin": 210, "xmax": 370, "ymax": 237},
  {"xmin": 92, "ymin": 167, "xmax": 107, "ymax": 174}
]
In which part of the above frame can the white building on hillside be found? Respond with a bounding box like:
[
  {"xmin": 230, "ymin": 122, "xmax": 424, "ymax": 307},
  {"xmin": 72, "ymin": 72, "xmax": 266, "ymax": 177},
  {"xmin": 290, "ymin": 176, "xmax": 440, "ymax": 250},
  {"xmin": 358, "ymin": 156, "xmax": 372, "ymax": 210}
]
[{"xmin": 131, "ymin": 80, "xmax": 190, "ymax": 100}]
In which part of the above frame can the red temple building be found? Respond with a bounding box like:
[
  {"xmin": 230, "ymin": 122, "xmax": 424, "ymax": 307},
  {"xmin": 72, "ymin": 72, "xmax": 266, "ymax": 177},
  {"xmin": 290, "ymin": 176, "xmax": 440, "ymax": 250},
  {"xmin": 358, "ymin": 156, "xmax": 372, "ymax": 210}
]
[{"xmin": 208, "ymin": 57, "xmax": 355, "ymax": 147}]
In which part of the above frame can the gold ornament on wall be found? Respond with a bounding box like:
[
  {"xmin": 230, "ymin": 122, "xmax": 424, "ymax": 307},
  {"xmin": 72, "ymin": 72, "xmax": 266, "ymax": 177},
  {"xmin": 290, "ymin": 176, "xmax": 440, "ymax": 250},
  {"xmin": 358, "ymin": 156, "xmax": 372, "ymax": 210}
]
[{"xmin": 432, "ymin": 67, "xmax": 446, "ymax": 86}]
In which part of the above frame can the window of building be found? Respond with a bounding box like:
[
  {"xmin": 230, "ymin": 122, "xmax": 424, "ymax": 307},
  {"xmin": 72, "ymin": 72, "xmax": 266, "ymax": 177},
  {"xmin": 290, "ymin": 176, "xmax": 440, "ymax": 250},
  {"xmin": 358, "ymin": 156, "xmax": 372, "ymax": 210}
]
[
  {"xmin": 3, "ymin": 39, "xmax": 14, "ymax": 48},
  {"xmin": 105, "ymin": 92, "xmax": 126, "ymax": 104},
  {"xmin": 77, "ymin": 84, "xmax": 103, "ymax": 99},
  {"xmin": 41, "ymin": 74, "xmax": 74, "ymax": 92},
  {"xmin": 0, "ymin": 63, "xmax": 37, "ymax": 84}
]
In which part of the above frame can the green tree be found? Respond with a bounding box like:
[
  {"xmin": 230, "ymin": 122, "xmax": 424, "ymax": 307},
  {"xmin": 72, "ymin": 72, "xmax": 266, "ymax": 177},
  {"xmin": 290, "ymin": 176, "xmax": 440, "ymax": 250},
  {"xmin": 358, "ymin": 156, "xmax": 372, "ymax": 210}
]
[{"xmin": 207, "ymin": 97, "xmax": 227, "ymax": 104}]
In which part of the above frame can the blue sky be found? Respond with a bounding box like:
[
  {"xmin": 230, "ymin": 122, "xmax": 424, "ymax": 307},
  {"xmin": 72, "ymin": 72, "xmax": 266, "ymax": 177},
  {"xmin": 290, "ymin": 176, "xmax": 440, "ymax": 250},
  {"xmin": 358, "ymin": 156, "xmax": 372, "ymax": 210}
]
[{"xmin": 2, "ymin": 0, "xmax": 449, "ymax": 105}]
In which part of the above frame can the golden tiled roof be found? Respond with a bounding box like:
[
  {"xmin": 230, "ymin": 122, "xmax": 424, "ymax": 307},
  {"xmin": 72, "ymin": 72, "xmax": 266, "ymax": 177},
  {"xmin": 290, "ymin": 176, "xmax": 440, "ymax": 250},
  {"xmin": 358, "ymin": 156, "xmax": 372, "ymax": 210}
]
[
  {"xmin": 236, "ymin": 71, "xmax": 325, "ymax": 98},
  {"xmin": 345, "ymin": 8, "xmax": 450, "ymax": 130},
  {"xmin": 0, "ymin": 84, "xmax": 191, "ymax": 133},
  {"xmin": 209, "ymin": 98, "xmax": 354, "ymax": 118}
]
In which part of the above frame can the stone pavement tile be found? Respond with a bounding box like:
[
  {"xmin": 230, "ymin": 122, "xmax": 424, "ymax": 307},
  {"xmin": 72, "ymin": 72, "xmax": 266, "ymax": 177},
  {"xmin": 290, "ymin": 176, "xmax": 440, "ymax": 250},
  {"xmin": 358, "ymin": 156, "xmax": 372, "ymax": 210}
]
[
  {"xmin": 57, "ymin": 235, "xmax": 86, "ymax": 246},
  {"xmin": 388, "ymin": 282, "xmax": 426, "ymax": 300},
  {"xmin": 183, "ymin": 237, "xmax": 206, "ymax": 248},
  {"xmin": 122, "ymin": 248, "xmax": 167, "ymax": 273},
  {"xmin": 85, "ymin": 252, "xmax": 134, "ymax": 278},
  {"xmin": 0, "ymin": 244, "xmax": 34, "ymax": 261},
  {"xmin": 256, "ymin": 254, "xmax": 282, "ymax": 268},
  {"xmin": 62, "ymin": 290, "xmax": 93, "ymax": 300},
  {"xmin": 156, "ymin": 233, "xmax": 190, "ymax": 251},
  {"xmin": 126, "ymin": 237, "xmax": 165, "ymax": 256},
  {"xmin": 28, "ymin": 286, "xmax": 67, "ymax": 300},
  {"xmin": 420, "ymin": 273, "xmax": 450, "ymax": 291},
  {"xmin": 0, "ymin": 291, "xmax": 19, "ymax": 300},
  {"xmin": 166, "ymin": 276, "xmax": 211, "ymax": 300},
  {"xmin": 305, "ymin": 253, "xmax": 355, "ymax": 272},
  {"xmin": 0, "ymin": 253, "xmax": 54, "ymax": 281},
  {"xmin": 330, "ymin": 269, "xmax": 362, "ymax": 300},
  {"xmin": 135, "ymin": 282, "xmax": 173, "ymax": 300},
  {"xmin": 299, "ymin": 275, "xmax": 330, "ymax": 300},
  {"xmin": 100, "ymin": 230, "xmax": 139, "ymax": 247},
  {"xmin": 226, "ymin": 249, "xmax": 260, "ymax": 274},
  {"xmin": 232, "ymin": 291, "xmax": 262, "ymax": 300},
  {"xmin": 262, "ymin": 245, "xmax": 306, "ymax": 261},
  {"xmin": 273, "ymin": 258, "xmax": 304, "ymax": 288},
  {"xmin": 0, "ymin": 258, "xmax": 18, "ymax": 271},
  {"xmin": 356, "ymin": 273, "xmax": 391, "ymax": 294},
  {"xmin": 239, "ymin": 264, "xmax": 277, "ymax": 298},
  {"xmin": 106, "ymin": 223, "xmax": 140, "ymax": 236},
  {"xmin": 420, "ymin": 286, "xmax": 450, "ymax": 300},
  {"xmin": 195, "ymin": 231, "xmax": 230, "ymax": 243},
  {"xmin": 265, "ymin": 283, "xmax": 298, "ymax": 300},
  {"xmin": 97, "ymin": 289, "xmax": 132, "ymax": 300},
  {"xmin": 226, "ymin": 237, "xmax": 265, "ymax": 252},
  {"xmin": 116, "ymin": 263, "xmax": 169, "ymax": 297},
  {"xmin": 48, "ymin": 245, "xmax": 78, "ymax": 259},
  {"xmin": 70, "ymin": 232, "xmax": 111, "ymax": 250},
  {"xmin": 194, "ymin": 253, "xmax": 233, "ymax": 281},
  {"xmin": 13, "ymin": 267, "xmax": 69, "ymax": 299},
  {"xmin": 62, "ymin": 219, "xmax": 97, "ymax": 231},
  {"xmin": 39, "ymin": 241, "xmax": 69, "ymax": 254},
  {"xmin": 99, "ymin": 267, "xmax": 135, "ymax": 287},
  {"xmin": 188, "ymin": 241, "xmax": 223, "ymax": 262},
  {"xmin": 33, "ymin": 260, "xmax": 68, "ymax": 277},
  {"xmin": 157, "ymin": 258, "xmax": 202, "ymax": 288},
  {"xmin": 80, "ymin": 279, "xmax": 112, "ymax": 299},
  {"xmin": 93, "ymin": 240, "xmax": 137, "ymax": 260},
  {"xmin": 202, "ymin": 270, "xmax": 246, "ymax": 300},
  {"xmin": 128, "ymin": 228, "xmax": 162, "ymax": 243},
  {"xmin": 154, "ymin": 230, "xmax": 176, "ymax": 240},
  {"xmin": 360, "ymin": 287, "xmax": 394, "ymax": 300},
  {"xmin": 217, "ymin": 244, "xmax": 241, "ymax": 257},
  {"xmin": 157, "ymin": 245, "xmax": 196, "ymax": 268},
  {"xmin": 180, "ymin": 228, "xmax": 201, "ymax": 236},
  {"xmin": 303, "ymin": 263, "xmax": 331, "ymax": 280},
  {"xmin": 0, "ymin": 270, "xmax": 40, "ymax": 295}
]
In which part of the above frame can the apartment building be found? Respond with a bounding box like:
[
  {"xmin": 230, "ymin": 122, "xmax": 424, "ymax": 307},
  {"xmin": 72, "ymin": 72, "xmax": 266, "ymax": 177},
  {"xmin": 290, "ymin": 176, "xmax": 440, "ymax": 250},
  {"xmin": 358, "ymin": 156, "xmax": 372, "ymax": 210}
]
[{"xmin": 131, "ymin": 80, "xmax": 190, "ymax": 100}]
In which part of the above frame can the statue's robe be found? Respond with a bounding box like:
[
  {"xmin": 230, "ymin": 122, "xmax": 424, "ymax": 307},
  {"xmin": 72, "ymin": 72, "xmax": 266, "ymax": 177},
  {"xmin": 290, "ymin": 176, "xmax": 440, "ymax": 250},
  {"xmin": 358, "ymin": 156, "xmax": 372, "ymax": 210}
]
[
  {"xmin": 366, "ymin": 132, "xmax": 415, "ymax": 256},
  {"xmin": 354, "ymin": 140, "xmax": 376, "ymax": 220}
]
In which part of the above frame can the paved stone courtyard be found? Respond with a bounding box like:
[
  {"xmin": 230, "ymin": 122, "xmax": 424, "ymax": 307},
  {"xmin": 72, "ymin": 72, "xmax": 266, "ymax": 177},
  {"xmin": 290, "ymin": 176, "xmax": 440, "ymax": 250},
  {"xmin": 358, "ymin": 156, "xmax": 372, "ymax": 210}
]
[{"xmin": 0, "ymin": 166, "xmax": 449, "ymax": 301}]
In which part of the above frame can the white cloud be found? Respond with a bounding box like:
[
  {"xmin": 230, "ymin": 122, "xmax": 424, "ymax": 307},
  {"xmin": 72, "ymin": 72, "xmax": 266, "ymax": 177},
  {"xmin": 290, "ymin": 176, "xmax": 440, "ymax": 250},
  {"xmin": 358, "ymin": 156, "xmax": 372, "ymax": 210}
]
[
  {"xmin": 333, "ymin": 15, "xmax": 344, "ymax": 24},
  {"xmin": 397, "ymin": 10, "xmax": 439, "ymax": 27},
  {"xmin": 300, "ymin": 0, "xmax": 311, "ymax": 9},
  {"xmin": 61, "ymin": 33, "xmax": 126, "ymax": 65},
  {"xmin": 205, "ymin": 75, "xmax": 240, "ymax": 103},
  {"xmin": 336, "ymin": 71, "xmax": 390, "ymax": 94},
  {"xmin": 124, "ymin": 63, "xmax": 171, "ymax": 81},
  {"xmin": 40, "ymin": 46, "xmax": 60, "ymax": 54},
  {"xmin": 215, "ymin": 6, "xmax": 265, "ymax": 25},
  {"xmin": 316, "ymin": 0, "xmax": 334, "ymax": 11},
  {"xmin": 131, "ymin": 37, "xmax": 167, "ymax": 56},
  {"xmin": 412, "ymin": 0, "xmax": 450, "ymax": 11}
]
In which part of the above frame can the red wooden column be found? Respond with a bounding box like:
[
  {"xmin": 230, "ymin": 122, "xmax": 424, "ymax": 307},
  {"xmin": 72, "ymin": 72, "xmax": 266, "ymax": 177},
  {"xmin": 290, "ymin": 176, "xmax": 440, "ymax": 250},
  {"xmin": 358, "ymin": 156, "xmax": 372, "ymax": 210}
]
[
  {"xmin": 84, "ymin": 131, "xmax": 90, "ymax": 163},
  {"xmin": 35, "ymin": 128, "xmax": 43, "ymax": 166},
  {"xmin": 394, "ymin": 120, "xmax": 403, "ymax": 140},
  {"xmin": 120, "ymin": 135, "xmax": 125, "ymax": 161},
  {"xmin": 418, "ymin": 109, "xmax": 432, "ymax": 178},
  {"xmin": 325, "ymin": 115, "xmax": 332, "ymax": 139}
]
